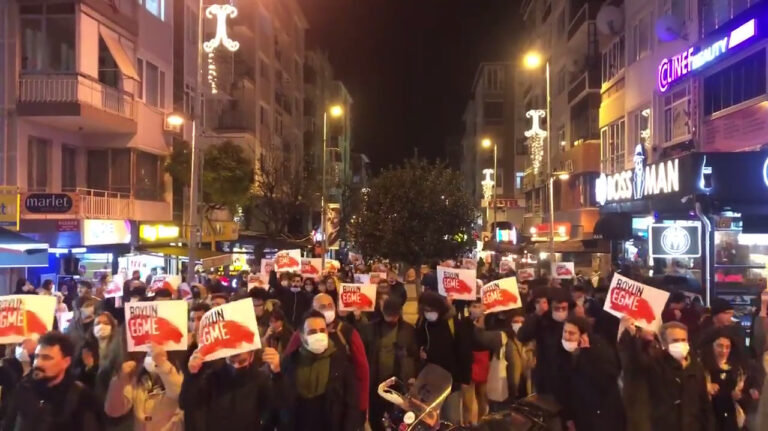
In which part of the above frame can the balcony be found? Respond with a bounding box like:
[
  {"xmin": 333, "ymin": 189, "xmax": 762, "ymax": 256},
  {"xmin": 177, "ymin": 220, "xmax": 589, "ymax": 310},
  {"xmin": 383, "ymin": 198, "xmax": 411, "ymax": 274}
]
[
  {"xmin": 567, "ymin": 0, "xmax": 599, "ymax": 41},
  {"xmin": 18, "ymin": 73, "xmax": 136, "ymax": 133},
  {"xmin": 567, "ymin": 64, "xmax": 601, "ymax": 105},
  {"xmin": 560, "ymin": 140, "xmax": 600, "ymax": 175},
  {"xmin": 22, "ymin": 188, "xmax": 170, "ymax": 221}
]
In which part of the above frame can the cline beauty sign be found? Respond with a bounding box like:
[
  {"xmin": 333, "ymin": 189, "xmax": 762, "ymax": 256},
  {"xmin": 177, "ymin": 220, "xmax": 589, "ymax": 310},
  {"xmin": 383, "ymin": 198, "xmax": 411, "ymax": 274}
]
[{"xmin": 658, "ymin": 18, "xmax": 756, "ymax": 92}]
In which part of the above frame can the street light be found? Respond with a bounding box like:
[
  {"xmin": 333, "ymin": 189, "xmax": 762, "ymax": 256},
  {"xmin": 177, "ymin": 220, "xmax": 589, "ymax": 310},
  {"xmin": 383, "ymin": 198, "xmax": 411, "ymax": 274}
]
[
  {"xmin": 166, "ymin": 114, "xmax": 185, "ymax": 127},
  {"xmin": 321, "ymin": 104, "xmax": 344, "ymax": 271},
  {"xmin": 481, "ymin": 138, "xmax": 497, "ymax": 233},
  {"xmin": 548, "ymin": 171, "xmax": 569, "ymax": 258}
]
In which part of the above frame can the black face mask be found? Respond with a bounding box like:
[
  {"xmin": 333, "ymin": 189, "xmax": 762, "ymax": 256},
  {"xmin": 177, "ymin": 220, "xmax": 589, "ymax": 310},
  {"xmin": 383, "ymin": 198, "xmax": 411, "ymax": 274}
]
[{"xmin": 228, "ymin": 364, "xmax": 250, "ymax": 379}]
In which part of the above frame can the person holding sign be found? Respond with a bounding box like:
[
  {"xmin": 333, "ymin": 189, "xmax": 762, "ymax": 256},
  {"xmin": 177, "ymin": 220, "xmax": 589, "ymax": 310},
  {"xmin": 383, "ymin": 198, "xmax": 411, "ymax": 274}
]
[
  {"xmin": 0, "ymin": 336, "xmax": 37, "ymax": 421},
  {"xmin": 553, "ymin": 316, "xmax": 625, "ymax": 431},
  {"xmin": 280, "ymin": 310, "xmax": 360, "ymax": 431},
  {"xmin": 104, "ymin": 344, "xmax": 184, "ymax": 430}
]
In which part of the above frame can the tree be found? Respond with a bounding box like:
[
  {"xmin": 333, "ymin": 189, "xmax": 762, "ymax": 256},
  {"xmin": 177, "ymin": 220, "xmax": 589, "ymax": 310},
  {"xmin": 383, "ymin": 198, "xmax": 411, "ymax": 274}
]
[
  {"xmin": 165, "ymin": 140, "xmax": 254, "ymax": 215},
  {"xmin": 350, "ymin": 158, "xmax": 476, "ymax": 265},
  {"xmin": 248, "ymin": 150, "xmax": 306, "ymax": 238}
]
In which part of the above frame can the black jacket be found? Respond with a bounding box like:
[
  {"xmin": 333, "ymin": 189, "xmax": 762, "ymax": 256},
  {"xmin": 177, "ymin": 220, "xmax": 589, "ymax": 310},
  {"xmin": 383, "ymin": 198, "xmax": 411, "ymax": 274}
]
[
  {"xmin": 387, "ymin": 281, "xmax": 407, "ymax": 307},
  {"xmin": 179, "ymin": 359, "xmax": 283, "ymax": 431},
  {"xmin": 2, "ymin": 374, "xmax": 103, "ymax": 431},
  {"xmin": 0, "ymin": 358, "xmax": 23, "ymax": 420},
  {"xmin": 620, "ymin": 331, "xmax": 715, "ymax": 431},
  {"xmin": 415, "ymin": 315, "xmax": 472, "ymax": 387},
  {"xmin": 553, "ymin": 335, "xmax": 625, "ymax": 431},
  {"xmin": 516, "ymin": 312, "xmax": 564, "ymax": 395},
  {"xmin": 361, "ymin": 319, "xmax": 418, "ymax": 386},
  {"xmin": 275, "ymin": 288, "xmax": 313, "ymax": 330},
  {"xmin": 280, "ymin": 346, "xmax": 359, "ymax": 431}
]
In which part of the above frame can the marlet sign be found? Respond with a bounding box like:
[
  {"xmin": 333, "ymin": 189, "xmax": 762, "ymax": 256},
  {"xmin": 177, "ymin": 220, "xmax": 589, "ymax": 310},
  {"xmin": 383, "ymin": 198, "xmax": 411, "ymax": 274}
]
[
  {"xmin": 658, "ymin": 18, "xmax": 756, "ymax": 92},
  {"xmin": 595, "ymin": 146, "xmax": 680, "ymax": 205}
]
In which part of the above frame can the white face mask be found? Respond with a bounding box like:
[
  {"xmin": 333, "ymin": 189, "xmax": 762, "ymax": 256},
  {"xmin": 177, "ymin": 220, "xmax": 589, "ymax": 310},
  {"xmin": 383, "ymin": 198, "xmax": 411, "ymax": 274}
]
[
  {"xmin": 562, "ymin": 339, "xmax": 579, "ymax": 352},
  {"xmin": 552, "ymin": 310, "xmax": 568, "ymax": 322},
  {"xmin": 667, "ymin": 341, "xmax": 690, "ymax": 360},
  {"xmin": 15, "ymin": 346, "xmax": 30, "ymax": 363},
  {"xmin": 322, "ymin": 310, "xmax": 336, "ymax": 325},
  {"xmin": 143, "ymin": 355, "xmax": 156, "ymax": 374},
  {"xmin": 511, "ymin": 323, "xmax": 523, "ymax": 333},
  {"xmin": 424, "ymin": 312, "xmax": 439, "ymax": 322},
  {"xmin": 305, "ymin": 333, "xmax": 329, "ymax": 354},
  {"xmin": 93, "ymin": 324, "xmax": 112, "ymax": 339},
  {"xmin": 290, "ymin": 287, "xmax": 300, "ymax": 293}
]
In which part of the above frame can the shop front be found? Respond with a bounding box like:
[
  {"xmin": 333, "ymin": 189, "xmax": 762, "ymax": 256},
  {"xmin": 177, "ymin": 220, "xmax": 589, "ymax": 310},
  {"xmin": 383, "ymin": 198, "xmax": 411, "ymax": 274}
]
[{"xmin": 596, "ymin": 149, "xmax": 768, "ymax": 327}]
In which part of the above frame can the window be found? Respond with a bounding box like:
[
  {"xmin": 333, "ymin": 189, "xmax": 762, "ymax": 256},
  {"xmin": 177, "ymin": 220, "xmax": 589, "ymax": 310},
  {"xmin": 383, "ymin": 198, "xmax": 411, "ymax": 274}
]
[
  {"xmin": 98, "ymin": 36, "xmax": 121, "ymax": 89},
  {"xmin": 135, "ymin": 152, "xmax": 162, "ymax": 200},
  {"xmin": 602, "ymin": 35, "xmax": 625, "ymax": 84},
  {"xmin": 183, "ymin": 84, "xmax": 194, "ymax": 115},
  {"xmin": 600, "ymin": 119, "xmax": 625, "ymax": 174},
  {"xmin": 159, "ymin": 70, "xmax": 166, "ymax": 110},
  {"xmin": 143, "ymin": 0, "xmax": 164, "ymax": 21},
  {"xmin": 663, "ymin": 84, "xmax": 691, "ymax": 143},
  {"xmin": 630, "ymin": 13, "xmax": 651, "ymax": 64},
  {"xmin": 556, "ymin": 67, "xmax": 566, "ymax": 95},
  {"xmin": 20, "ymin": 3, "xmax": 75, "ymax": 72},
  {"xmin": 260, "ymin": 58, "xmax": 269, "ymax": 79},
  {"xmin": 483, "ymin": 101, "xmax": 503, "ymax": 121},
  {"xmin": 275, "ymin": 111, "xmax": 283, "ymax": 137},
  {"xmin": 556, "ymin": 11, "xmax": 566, "ymax": 39},
  {"xmin": 137, "ymin": 58, "xmax": 144, "ymax": 100},
  {"xmin": 701, "ymin": 0, "xmax": 754, "ymax": 36},
  {"xmin": 87, "ymin": 149, "xmax": 130, "ymax": 194},
  {"xmin": 703, "ymin": 50, "xmax": 766, "ymax": 116},
  {"xmin": 61, "ymin": 146, "xmax": 76, "ymax": 191},
  {"xmin": 557, "ymin": 126, "xmax": 566, "ymax": 151},
  {"xmin": 260, "ymin": 105, "xmax": 269, "ymax": 126},
  {"xmin": 27, "ymin": 137, "xmax": 49, "ymax": 191},
  {"xmin": 484, "ymin": 67, "xmax": 502, "ymax": 92},
  {"xmin": 143, "ymin": 61, "xmax": 160, "ymax": 108},
  {"xmin": 186, "ymin": 6, "xmax": 197, "ymax": 44},
  {"xmin": 630, "ymin": 108, "xmax": 651, "ymax": 150},
  {"xmin": 516, "ymin": 172, "xmax": 524, "ymax": 190}
]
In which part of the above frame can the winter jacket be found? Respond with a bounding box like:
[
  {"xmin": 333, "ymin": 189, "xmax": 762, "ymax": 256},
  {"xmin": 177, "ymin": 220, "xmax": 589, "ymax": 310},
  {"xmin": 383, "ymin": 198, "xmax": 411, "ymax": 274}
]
[
  {"xmin": 360, "ymin": 318, "xmax": 418, "ymax": 386},
  {"xmin": 280, "ymin": 343, "xmax": 359, "ymax": 431},
  {"xmin": 618, "ymin": 330, "xmax": 659, "ymax": 431},
  {"xmin": 105, "ymin": 361, "xmax": 184, "ymax": 431},
  {"xmin": 553, "ymin": 334, "xmax": 625, "ymax": 431},
  {"xmin": 750, "ymin": 315, "xmax": 768, "ymax": 431},
  {"xmin": 2, "ymin": 374, "xmax": 104, "ymax": 431},
  {"xmin": 415, "ymin": 313, "xmax": 472, "ymax": 387},
  {"xmin": 473, "ymin": 326, "xmax": 534, "ymax": 400},
  {"xmin": 387, "ymin": 281, "xmax": 407, "ymax": 308},
  {"xmin": 0, "ymin": 357, "xmax": 24, "ymax": 420},
  {"xmin": 274, "ymin": 287, "xmax": 312, "ymax": 330},
  {"xmin": 179, "ymin": 359, "xmax": 283, "ymax": 431},
  {"xmin": 620, "ymin": 331, "xmax": 715, "ymax": 431},
  {"xmin": 516, "ymin": 312, "xmax": 564, "ymax": 395}
]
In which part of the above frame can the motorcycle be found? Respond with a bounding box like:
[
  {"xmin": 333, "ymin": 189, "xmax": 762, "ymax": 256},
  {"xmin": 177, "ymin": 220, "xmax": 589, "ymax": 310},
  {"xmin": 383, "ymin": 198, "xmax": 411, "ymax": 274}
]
[{"xmin": 377, "ymin": 364, "xmax": 561, "ymax": 431}]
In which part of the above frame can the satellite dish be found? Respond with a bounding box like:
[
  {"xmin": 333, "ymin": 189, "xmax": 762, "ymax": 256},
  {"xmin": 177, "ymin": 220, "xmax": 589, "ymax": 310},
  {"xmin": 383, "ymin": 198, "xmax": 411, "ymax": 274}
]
[
  {"xmin": 655, "ymin": 14, "xmax": 684, "ymax": 42},
  {"xmin": 596, "ymin": 6, "xmax": 624, "ymax": 35}
]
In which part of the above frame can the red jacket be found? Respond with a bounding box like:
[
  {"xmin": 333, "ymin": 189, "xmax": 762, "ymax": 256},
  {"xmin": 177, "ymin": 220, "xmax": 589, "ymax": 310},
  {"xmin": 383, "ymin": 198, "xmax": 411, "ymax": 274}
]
[{"xmin": 284, "ymin": 320, "xmax": 370, "ymax": 411}]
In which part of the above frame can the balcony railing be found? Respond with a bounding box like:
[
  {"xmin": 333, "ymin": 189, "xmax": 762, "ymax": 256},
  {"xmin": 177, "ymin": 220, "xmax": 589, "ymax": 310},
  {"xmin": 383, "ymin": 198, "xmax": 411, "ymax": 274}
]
[
  {"xmin": 77, "ymin": 188, "xmax": 131, "ymax": 219},
  {"xmin": 18, "ymin": 73, "xmax": 136, "ymax": 120}
]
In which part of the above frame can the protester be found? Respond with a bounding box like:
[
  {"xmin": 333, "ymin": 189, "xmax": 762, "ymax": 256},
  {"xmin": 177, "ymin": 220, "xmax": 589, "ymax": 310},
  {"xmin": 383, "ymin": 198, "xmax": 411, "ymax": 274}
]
[
  {"xmin": 461, "ymin": 299, "xmax": 489, "ymax": 424},
  {"xmin": 554, "ymin": 316, "xmax": 625, "ymax": 431},
  {"xmin": 415, "ymin": 291, "xmax": 472, "ymax": 425},
  {"xmin": 303, "ymin": 278, "xmax": 317, "ymax": 295},
  {"xmin": 517, "ymin": 287, "xmax": 569, "ymax": 395},
  {"xmin": 2, "ymin": 331, "xmax": 104, "ymax": 430},
  {"xmin": 618, "ymin": 316, "xmax": 661, "ymax": 431},
  {"xmin": 263, "ymin": 308, "xmax": 293, "ymax": 355},
  {"xmin": 361, "ymin": 298, "xmax": 417, "ymax": 431},
  {"xmin": 187, "ymin": 302, "xmax": 211, "ymax": 352},
  {"xmin": 66, "ymin": 296, "xmax": 99, "ymax": 350},
  {"xmin": 386, "ymin": 270, "xmax": 407, "ymax": 307},
  {"xmin": 210, "ymin": 293, "xmax": 229, "ymax": 307},
  {"xmin": 701, "ymin": 329, "xmax": 748, "ymax": 431},
  {"xmin": 105, "ymin": 344, "xmax": 184, "ymax": 430},
  {"xmin": 12, "ymin": 278, "xmax": 35, "ymax": 295},
  {"xmin": 76, "ymin": 280, "xmax": 94, "ymax": 300},
  {"xmin": 280, "ymin": 310, "xmax": 359, "ymax": 431},
  {"xmin": 0, "ymin": 337, "xmax": 37, "ymax": 420},
  {"xmin": 749, "ymin": 288, "xmax": 768, "ymax": 430},
  {"xmin": 620, "ymin": 319, "xmax": 715, "ymax": 430},
  {"xmin": 180, "ymin": 346, "xmax": 283, "ymax": 429},
  {"xmin": 699, "ymin": 298, "xmax": 747, "ymax": 358},
  {"xmin": 662, "ymin": 291, "xmax": 702, "ymax": 334},
  {"xmin": 249, "ymin": 288, "xmax": 271, "ymax": 335},
  {"xmin": 38, "ymin": 279, "xmax": 54, "ymax": 296},
  {"xmin": 85, "ymin": 311, "xmax": 125, "ymax": 403},
  {"xmin": 275, "ymin": 273, "xmax": 313, "ymax": 330},
  {"xmin": 72, "ymin": 338, "xmax": 100, "ymax": 391}
]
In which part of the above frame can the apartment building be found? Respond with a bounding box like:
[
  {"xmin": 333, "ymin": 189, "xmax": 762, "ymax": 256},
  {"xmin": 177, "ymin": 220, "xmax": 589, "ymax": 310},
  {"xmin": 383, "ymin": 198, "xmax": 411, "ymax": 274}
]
[
  {"xmin": 517, "ymin": 0, "xmax": 605, "ymax": 264},
  {"xmin": 461, "ymin": 62, "xmax": 526, "ymax": 244}
]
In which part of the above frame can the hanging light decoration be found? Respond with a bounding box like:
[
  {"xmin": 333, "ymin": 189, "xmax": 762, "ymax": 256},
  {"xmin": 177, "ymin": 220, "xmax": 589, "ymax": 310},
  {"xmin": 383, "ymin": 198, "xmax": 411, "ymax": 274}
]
[
  {"xmin": 524, "ymin": 109, "xmax": 547, "ymax": 175},
  {"xmin": 481, "ymin": 168, "xmax": 495, "ymax": 201},
  {"xmin": 203, "ymin": 3, "xmax": 240, "ymax": 94}
]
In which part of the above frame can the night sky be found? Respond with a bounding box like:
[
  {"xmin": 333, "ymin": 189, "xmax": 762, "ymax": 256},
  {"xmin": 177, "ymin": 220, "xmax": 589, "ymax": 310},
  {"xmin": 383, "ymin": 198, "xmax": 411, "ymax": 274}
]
[{"xmin": 299, "ymin": 0, "xmax": 522, "ymax": 170}]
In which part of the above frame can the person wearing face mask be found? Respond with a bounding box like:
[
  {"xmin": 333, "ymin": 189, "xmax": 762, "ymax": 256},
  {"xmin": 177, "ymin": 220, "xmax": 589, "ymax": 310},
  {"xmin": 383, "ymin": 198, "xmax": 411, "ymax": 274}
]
[
  {"xmin": 84, "ymin": 311, "xmax": 126, "ymax": 414},
  {"xmin": 280, "ymin": 310, "xmax": 359, "ymax": 431},
  {"xmin": 415, "ymin": 291, "xmax": 472, "ymax": 426},
  {"xmin": 105, "ymin": 344, "xmax": 184, "ymax": 430},
  {"xmin": 3, "ymin": 331, "xmax": 104, "ymax": 430},
  {"xmin": 275, "ymin": 273, "xmax": 313, "ymax": 332},
  {"xmin": 621, "ymin": 318, "xmax": 715, "ymax": 431},
  {"xmin": 282, "ymin": 293, "xmax": 371, "ymax": 423},
  {"xmin": 0, "ymin": 337, "xmax": 38, "ymax": 420},
  {"xmin": 66, "ymin": 297, "xmax": 99, "ymax": 351},
  {"xmin": 553, "ymin": 316, "xmax": 624, "ymax": 431},
  {"xmin": 359, "ymin": 298, "xmax": 417, "ymax": 431},
  {"xmin": 617, "ymin": 315, "xmax": 662, "ymax": 431},
  {"xmin": 180, "ymin": 341, "xmax": 283, "ymax": 430},
  {"xmin": 516, "ymin": 287, "xmax": 570, "ymax": 395}
]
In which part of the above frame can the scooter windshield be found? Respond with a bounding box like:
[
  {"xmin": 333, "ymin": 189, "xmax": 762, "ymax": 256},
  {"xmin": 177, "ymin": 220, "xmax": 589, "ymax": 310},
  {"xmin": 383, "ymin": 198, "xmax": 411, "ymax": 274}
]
[{"xmin": 405, "ymin": 364, "xmax": 453, "ymax": 430}]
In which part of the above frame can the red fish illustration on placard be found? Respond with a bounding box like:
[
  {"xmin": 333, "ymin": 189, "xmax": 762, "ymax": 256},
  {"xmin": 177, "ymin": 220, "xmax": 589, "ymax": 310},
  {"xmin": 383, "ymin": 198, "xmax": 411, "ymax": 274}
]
[
  {"xmin": 276, "ymin": 254, "xmax": 299, "ymax": 269},
  {"xmin": 609, "ymin": 294, "xmax": 656, "ymax": 324},
  {"xmin": 302, "ymin": 262, "xmax": 320, "ymax": 276},
  {"xmin": 104, "ymin": 281, "xmax": 122, "ymax": 297},
  {"xmin": 483, "ymin": 289, "xmax": 519, "ymax": 310},
  {"xmin": 198, "ymin": 320, "xmax": 256, "ymax": 359},
  {"xmin": 442, "ymin": 275, "xmax": 473, "ymax": 295},
  {"xmin": 556, "ymin": 265, "xmax": 573, "ymax": 277},
  {"xmin": 341, "ymin": 291, "xmax": 373, "ymax": 309},
  {"xmin": 0, "ymin": 309, "xmax": 48, "ymax": 338},
  {"xmin": 128, "ymin": 316, "xmax": 184, "ymax": 347}
]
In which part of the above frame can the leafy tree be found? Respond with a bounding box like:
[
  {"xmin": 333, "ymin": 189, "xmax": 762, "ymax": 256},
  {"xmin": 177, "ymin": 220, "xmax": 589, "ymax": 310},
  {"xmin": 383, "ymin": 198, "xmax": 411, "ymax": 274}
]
[
  {"xmin": 350, "ymin": 158, "xmax": 476, "ymax": 265},
  {"xmin": 248, "ymin": 150, "xmax": 306, "ymax": 238},
  {"xmin": 165, "ymin": 140, "xmax": 254, "ymax": 214}
]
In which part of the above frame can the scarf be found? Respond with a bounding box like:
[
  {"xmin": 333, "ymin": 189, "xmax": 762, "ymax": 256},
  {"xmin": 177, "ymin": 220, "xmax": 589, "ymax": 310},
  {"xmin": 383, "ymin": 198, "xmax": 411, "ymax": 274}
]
[{"xmin": 296, "ymin": 341, "xmax": 337, "ymax": 399}]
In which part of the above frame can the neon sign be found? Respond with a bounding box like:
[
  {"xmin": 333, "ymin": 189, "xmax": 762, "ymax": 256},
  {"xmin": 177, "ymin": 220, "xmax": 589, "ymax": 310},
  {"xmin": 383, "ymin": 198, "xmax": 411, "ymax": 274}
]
[
  {"xmin": 595, "ymin": 150, "xmax": 680, "ymax": 205},
  {"xmin": 658, "ymin": 19, "xmax": 756, "ymax": 92}
]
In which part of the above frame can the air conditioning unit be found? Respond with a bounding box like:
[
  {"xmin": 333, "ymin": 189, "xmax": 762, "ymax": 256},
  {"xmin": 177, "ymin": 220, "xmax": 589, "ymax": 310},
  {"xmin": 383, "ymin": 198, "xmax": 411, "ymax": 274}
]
[{"xmin": 564, "ymin": 160, "xmax": 574, "ymax": 173}]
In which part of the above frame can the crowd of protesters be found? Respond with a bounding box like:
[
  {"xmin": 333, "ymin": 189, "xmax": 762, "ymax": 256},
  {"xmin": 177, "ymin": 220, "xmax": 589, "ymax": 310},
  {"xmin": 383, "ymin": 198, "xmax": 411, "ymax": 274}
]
[{"xmin": 0, "ymin": 257, "xmax": 767, "ymax": 431}]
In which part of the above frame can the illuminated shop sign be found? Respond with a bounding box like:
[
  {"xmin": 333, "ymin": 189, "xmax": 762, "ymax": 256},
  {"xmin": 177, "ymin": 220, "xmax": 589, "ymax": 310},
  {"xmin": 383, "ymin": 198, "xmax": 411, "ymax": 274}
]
[
  {"xmin": 82, "ymin": 220, "xmax": 132, "ymax": 246},
  {"xmin": 139, "ymin": 223, "xmax": 180, "ymax": 242},
  {"xmin": 658, "ymin": 18, "xmax": 756, "ymax": 92},
  {"xmin": 596, "ymin": 145, "xmax": 680, "ymax": 205},
  {"xmin": 649, "ymin": 223, "xmax": 701, "ymax": 258}
]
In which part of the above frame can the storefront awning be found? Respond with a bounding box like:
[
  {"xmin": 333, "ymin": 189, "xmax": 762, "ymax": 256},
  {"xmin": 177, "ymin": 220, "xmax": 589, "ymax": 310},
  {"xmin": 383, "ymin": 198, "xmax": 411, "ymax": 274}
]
[
  {"xmin": 0, "ymin": 228, "xmax": 48, "ymax": 267},
  {"xmin": 593, "ymin": 213, "xmax": 632, "ymax": 240},
  {"xmin": 139, "ymin": 246, "xmax": 233, "ymax": 270},
  {"xmin": 99, "ymin": 27, "xmax": 140, "ymax": 80}
]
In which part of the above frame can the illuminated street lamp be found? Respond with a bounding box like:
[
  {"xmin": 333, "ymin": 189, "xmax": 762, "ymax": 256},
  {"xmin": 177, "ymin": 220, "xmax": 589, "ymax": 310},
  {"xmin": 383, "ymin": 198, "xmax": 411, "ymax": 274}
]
[{"xmin": 321, "ymin": 104, "xmax": 344, "ymax": 269}]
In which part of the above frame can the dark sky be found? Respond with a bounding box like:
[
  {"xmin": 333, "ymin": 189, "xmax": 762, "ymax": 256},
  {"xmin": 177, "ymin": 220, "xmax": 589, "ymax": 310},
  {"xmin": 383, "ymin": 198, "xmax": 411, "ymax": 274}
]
[{"xmin": 299, "ymin": 0, "xmax": 522, "ymax": 170}]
